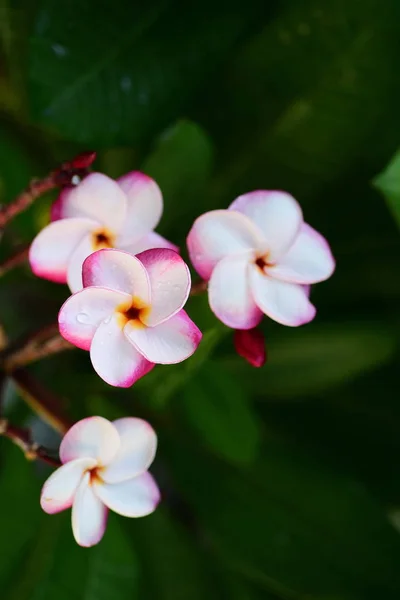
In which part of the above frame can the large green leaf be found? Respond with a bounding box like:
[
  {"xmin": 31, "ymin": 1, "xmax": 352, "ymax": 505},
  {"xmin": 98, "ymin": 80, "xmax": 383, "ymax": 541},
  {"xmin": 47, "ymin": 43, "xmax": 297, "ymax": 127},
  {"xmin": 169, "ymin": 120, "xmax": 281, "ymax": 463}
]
[
  {"xmin": 166, "ymin": 435, "xmax": 400, "ymax": 599},
  {"xmin": 373, "ymin": 149, "xmax": 400, "ymax": 229},
  {"xmin": 28, "ymin": 0, "xmax": 268, "ymax": 145},
  {"xmin": 181, "ymin": 364, "xmax": 262, "ymax": 465},
  {"xmin": 219, "ymin": 321, "xmax": 396, "ymax": 399}
]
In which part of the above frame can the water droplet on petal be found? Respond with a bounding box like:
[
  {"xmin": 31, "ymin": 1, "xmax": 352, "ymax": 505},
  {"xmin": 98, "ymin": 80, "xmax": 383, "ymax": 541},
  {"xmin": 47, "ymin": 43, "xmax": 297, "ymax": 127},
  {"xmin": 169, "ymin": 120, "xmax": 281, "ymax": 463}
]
[{"xmin": 77, "ymin": 313, "xmax": 90, "ymax": 324}]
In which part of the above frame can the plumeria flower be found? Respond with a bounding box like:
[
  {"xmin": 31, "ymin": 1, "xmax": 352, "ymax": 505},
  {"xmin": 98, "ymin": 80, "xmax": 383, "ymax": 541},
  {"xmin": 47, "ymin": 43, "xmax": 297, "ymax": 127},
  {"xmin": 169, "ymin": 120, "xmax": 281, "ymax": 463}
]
[
  {"xmin": 58, "ymin": 248, "xmax": 202, "ymax": 387},
  {"xmin": 41, "ymin": 416, "xmax": 160, "ymax": 547},
  {"xmin": 187, "ymin": 191, "xmax": 335, "ymax": 328},
  {"xmin": 29, "ymin": 171, "xmax": 177, "ymax": 292}
]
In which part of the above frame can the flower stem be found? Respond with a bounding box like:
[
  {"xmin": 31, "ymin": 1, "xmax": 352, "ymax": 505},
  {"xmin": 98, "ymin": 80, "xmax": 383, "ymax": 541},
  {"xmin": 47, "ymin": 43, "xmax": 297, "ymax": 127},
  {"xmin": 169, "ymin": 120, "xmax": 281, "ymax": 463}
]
[
  {"xmin": 0, "ymin": 418, "xmax": 61, "ymax": 466},
  {"xmin": 0, "ymin": 244, "xmax": 29, "ymax": 278},
  {"xmin": 0, "ymin": 151, "xmax": 96, "ymax": 229},
  {"xmin": 11, "ymin": 369, "xmax": 71, "ymax": 435},
  {"xmin": 1, "ymin": 323, "xmax": 73, "ymax": 372}
]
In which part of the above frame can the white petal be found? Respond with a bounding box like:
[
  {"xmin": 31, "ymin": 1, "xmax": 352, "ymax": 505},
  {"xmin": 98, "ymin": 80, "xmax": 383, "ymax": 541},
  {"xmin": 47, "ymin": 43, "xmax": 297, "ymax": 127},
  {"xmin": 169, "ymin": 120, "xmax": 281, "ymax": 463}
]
[
  {"xmin": 40, "ymin": 458, "xmax": 96, "ymax": 514},
  {"xmin": 72, "ymin": 473, "xmax": 108, "ymax": 547},
  {"xmin": 269, "ymin": 223, "xmax": 335, "ymax": 284},
  {"xmin": 59, "ymin": 286, "xmax": 131, "ymax": 351},
  {"xmin": 187, "ymin": 210, "xmax": 264, "ymax": 281},
  {"xmin": 116, "ymin": 171, "xmax": 163, "ymax": 244},
  {"xmin": 101, "ymin": 418, "xmax": 157, "ymax": 483},
  {"xmin": 229, "ymin": 191, "xmax": 303, "ymax": 260},
  {"xmin": 61, "ymin": 173, "xmax": 127, "ymax": 231},
  {"xmin": 209, "ymin": 252, "xmax": 263, "ymax": 329},
  {"xmin": 60, "ymin": 416, "xmax": 120, "ymax": 465},
  {"xmin": 29, "ymin": 218, "xmax": 97, "ymax": 284},
  {"xmin": 125, "ymin": 309, "xmax": 201, "ymax": 364},
  {"xmin": 136, "ymin": 248, "xmax": 190, "ymax": 326},
  {"xmin": 121, "ymin": 231, "xmax": 179, "ymax": 255},
  {"xmin": 93, "ymin": 472, "xmax": 160, "ymax": 517},
  {"xmin": 90, "ymin": 313, "xmax": 154, "ymax": 387},
  {"xmin": 249, "ymin": 265, "xmax": 316, "ymax": 327},
  {"xmin": 83, "ymin": 249, "xmax": 150, "ymax": 302},
  {"xmin": 66, "ymin": 233, "xmax": 97, "ymax": 292}
]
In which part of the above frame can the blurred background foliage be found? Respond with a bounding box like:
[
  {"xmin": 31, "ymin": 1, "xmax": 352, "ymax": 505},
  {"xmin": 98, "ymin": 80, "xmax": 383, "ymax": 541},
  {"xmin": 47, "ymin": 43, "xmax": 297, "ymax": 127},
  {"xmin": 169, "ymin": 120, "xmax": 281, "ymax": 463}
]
[{"xmin": 0, "ymin": 0, "xmax": 399, "ymax": 598}]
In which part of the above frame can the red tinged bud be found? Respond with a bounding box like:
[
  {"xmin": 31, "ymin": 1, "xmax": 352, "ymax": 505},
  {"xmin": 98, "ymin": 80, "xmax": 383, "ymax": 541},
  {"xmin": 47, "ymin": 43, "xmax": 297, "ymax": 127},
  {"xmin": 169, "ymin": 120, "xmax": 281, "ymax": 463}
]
[
  {"xmin": 69, "ymin": 151, "xmax": 97, "ymax": 170},
  {"xmin": 234, "ymin": 327, "xmax": 266, "ymax": 368}
]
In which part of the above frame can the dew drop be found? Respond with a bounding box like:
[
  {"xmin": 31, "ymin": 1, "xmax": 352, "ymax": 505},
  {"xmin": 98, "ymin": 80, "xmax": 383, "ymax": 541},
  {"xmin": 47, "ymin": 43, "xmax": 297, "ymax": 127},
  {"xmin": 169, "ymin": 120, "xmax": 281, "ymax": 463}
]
[{"xmin": 77, "ymin": 313, "xmax": 90, "ymax": 324}]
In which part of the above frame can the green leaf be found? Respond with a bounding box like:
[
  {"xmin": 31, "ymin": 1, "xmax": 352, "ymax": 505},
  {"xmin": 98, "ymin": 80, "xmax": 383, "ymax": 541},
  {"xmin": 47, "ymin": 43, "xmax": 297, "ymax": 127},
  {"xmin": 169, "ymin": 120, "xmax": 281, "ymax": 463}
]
[
  {"xmin": 373, "ymin": 149, "xmax": 400, "ymax": 228},
  {"xmin": 28, "ymin": 0, "xmax": 266, "ymax": 145},
  {"xmin": 166, "ymin": 436, "xmax": 400, "ymax": 599},
  {"xmin": 181, "ymin": 364, "xmax": 262, "ymax": 465},
  {"xmin": 219, "ymin": 321, "xmax": 396, "ymax": 399}
]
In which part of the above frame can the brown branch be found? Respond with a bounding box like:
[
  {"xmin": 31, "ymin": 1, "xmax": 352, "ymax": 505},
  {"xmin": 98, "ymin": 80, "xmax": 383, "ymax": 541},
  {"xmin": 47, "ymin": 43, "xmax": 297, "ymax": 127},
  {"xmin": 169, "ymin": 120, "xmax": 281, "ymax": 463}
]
[
  {"xmin": 190, "ymin": 279, "xmax": 208, "ymax": 295},
  {"xmin": 0, "ymin": 244, "xmax": 29, "ymax": 278},
  {"xmin": 0, "ymin": 151, "xmax": 96, "ymax": 229},
  {"xmin": 0, "ymin": 418, "xmax": 61, "ymax": 467},
  {"xmin": 1, "ymin": 323, "xmax": 73, "ymax": 372},
  {"xmin": 11, "ymin": 369, "xmax": 72, "ymax": 435}
]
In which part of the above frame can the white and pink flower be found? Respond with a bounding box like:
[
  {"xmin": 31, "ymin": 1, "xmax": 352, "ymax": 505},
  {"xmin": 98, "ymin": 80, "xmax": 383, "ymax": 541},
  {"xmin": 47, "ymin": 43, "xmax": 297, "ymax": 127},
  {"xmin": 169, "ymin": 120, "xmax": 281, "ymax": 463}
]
[
  {"xmin": 29, "ymin": 171, "xmax": 177, "ymax": 292},
  {"xmin": 58, "ymin": 247, "xmax": 202, "ymax": 387},
  {"xmin": 41, "ymin": 416, "xmax": 160, "ymax": 547},
  {"xmin": 187, "ymin": 191, "xmax": 335, "ymax": 328}
]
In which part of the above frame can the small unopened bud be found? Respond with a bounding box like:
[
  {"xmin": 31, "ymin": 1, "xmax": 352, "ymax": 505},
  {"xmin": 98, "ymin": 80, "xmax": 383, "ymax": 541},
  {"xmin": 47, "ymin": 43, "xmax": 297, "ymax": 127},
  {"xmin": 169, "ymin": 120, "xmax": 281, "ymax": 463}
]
[
  {"xmin": 234, "ymin": 327, "xmax": 266, "ymax": 368},
  {"xmin": 70, "ymin": 151, "xmax": 97, "ymax": 170}
]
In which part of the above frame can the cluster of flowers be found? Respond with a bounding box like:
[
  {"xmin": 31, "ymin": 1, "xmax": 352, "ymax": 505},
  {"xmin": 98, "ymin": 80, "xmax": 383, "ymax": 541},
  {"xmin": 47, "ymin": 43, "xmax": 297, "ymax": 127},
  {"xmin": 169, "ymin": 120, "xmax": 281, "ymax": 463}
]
[{"xmin": 29, "ymin": 169, "xmax": 335, "ymax": 546}]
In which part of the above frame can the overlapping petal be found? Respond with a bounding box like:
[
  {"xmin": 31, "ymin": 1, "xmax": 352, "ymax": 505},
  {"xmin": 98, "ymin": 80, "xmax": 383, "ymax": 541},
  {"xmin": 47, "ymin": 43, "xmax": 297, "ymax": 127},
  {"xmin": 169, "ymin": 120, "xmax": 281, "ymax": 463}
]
[
  {"xmin": 59, "ymin": 416, "xmax": 120, "ymax": 465},
  {"xmin": 268, "ymin": 223, "xmax": 335, "ymax": 284},
  {"xmin": 29, "ymin": 218, "xmax": 97, "ymax": 283},
  {"xmin": 121, "ymin": 231, "xmax": 179, "ymax": 257},
  {"xmin": 93, "ymin": 472, "xmax": 160, "ymax": 517},
  {"xmin": 40, "ymin": 458, "xmax": 96, "ymax": 514},
  {"xmin": 116, "ymin": 171, "xmax": 163, "ymax": 244},
  {"xmin": 101, "ymin": 418, "xmax": 157, "ymax": 484},
  {"xmin": 83, "ymin": 249, "xmax": 150, "ymax": 302},
  {"xmin": 72, "ymin": 473, "xmax": 108, "ymax": 547},
  {"xmin": 229, "ymin": 191, "xmax": 303, "ymax": 260},
  {"xmin": 187, "ymin": 210, "xmax": 264, "ymax": 280},
  {"xmin": 209, "ymin": 253, "xmax": 263, "ymax": 329},
  {"xmin": 66, "ymin": 233, "xmax": 98, "ymax": 292},
  {"xmin": 59, "ymin": 173, "xmax": 127, "ymax": 231},
  {"xmin": 136, "ymin": 248, "xmax": 190, "ymax": 326},
  {"xmin": 249, "ymin": 265, "xmax": 316, "ymax": 326},
  {"xmin": 90, "ymin": 314, "xmax": 154, "ymax": 387},
  {"xmin": 59, "ymin": 287, "xmax": 131, "ymax": 351},
  {"xmin": 125, "ymin": 309, "xmax": 201, "ymax": 364}
]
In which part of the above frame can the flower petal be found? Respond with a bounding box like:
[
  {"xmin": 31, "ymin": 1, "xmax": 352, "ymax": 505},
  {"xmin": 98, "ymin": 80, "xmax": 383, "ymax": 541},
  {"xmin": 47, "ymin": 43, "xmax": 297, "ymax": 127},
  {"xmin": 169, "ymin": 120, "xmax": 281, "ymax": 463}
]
[
  {"xmin": 136, "ymin": 248, "xmax": 190, "ymax": 326},
  {"xmin": 66, "ymin": 233, "xmax": 97, "ymax": 292},
  {"xmin": 51, "ymin": 187, "xmax": 72, "ymax": 221},
  {"xmin": 93, "ymin": 472, "xmax": 160, "ymax": 517},
  {"xmin": 40, "ymin": 457, "xmax": 96, "ymax": 514},
  {"xmin": 101, "ymin": 418, "xmax": 157, "ymax": 484},
  {"xmin": 121, "ymin": 231, "xmax": 179, "ymax": 255},
  {"xmin": 59, "ymin": 172, "xmax": 127, "ymax": 231},
  {"xmin": 59, "ymin": 287, "xmax": 131, "ymax": 351},
  {"xmin": 29, "ymin": 218, "xmax": 97, "ymax": 284},
  {"xmin": 116, "ymin": 171, "xmax": 163, "ymax": 244},
  {"xmin": 72, "ymin": 472, "xmax": 108, "ymax": 547},
  {"xmin": 229, "ymin": 191, "xmax": 303, "ymax": 260},
  {"xmin": 125, "ymin": 309, "xmax": 201, "ymax": 364},
  {"xmin": 187, "ymin": 210, "xmax": 264, "ymax": 281},
  {"xmin": 90, "ymin": 313, "xmax": 154, "ymax": 387},
  {"xmin": 83, "ymin": 249, "xmax": 150, "ymax": 302},
  {"xmin": 249, "ymin": 266, "xmax": 316, "ymax": 326},
  {"xmin": 60, "ymin": 416, "xmax": 120, "ymax": 465},
  {"xmin": 208, "ymin": 253, "xmax": 263, "ymax": 329},
  {"xmin": 269, "ymin": 223, "xmax": 335, "ymax": 284}
]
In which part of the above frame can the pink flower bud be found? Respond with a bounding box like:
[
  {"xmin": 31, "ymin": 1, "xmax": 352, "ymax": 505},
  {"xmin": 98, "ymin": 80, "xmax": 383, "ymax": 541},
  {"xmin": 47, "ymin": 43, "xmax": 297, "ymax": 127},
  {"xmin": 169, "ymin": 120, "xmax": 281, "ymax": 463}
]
[{"xmin": 234, "ymin": 327, "xmax": 266, "ymax": 368}]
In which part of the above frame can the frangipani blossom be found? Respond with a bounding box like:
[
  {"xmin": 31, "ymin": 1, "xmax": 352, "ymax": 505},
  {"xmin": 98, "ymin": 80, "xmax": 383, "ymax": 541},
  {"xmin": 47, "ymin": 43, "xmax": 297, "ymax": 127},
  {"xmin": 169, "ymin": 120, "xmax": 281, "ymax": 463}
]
[
  {"xmin": 29, "ymin": 171, "xmax": 177, "ymax": 292},
  {"xmin": 59, "ymin": 248, "xmax": 202, "ymax": 387},
  {"xmin": 187, "ymin": 191, "xmax": 335, "ymax": 328},
  {"xmin": 41, "ymin": 416, "xmax": 160, "ymax": 547}
]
